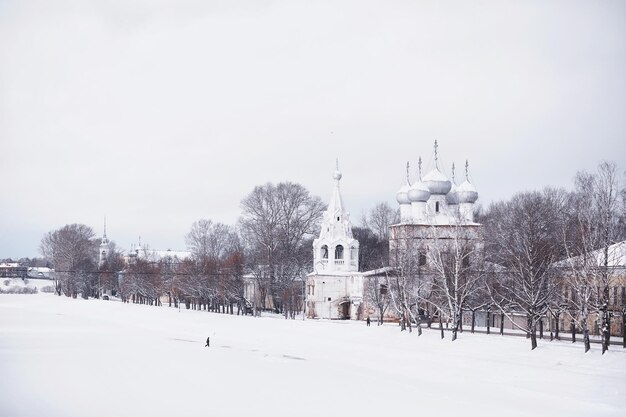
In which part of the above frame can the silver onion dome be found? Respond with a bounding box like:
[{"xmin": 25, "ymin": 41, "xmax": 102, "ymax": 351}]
[
  {"xmin": 457, "ymin": 180, "xmax": 478, "ymax": 203},
  {"xmin": 408, "ymin": 179, "xmax": 431, "ymax": 202},
  {"xmin": 422, "ymin": 168, "xmax": 452, "ymax": 195},
  {"xmin": 396, "ymin": 183, "xmax": 411, "ymax": 204},
  {"xmin": 446, "ymin": 181, "xmax": 459, "ymax": 205}
]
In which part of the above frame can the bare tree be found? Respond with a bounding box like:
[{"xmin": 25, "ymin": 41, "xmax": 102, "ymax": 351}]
[
  {"xmin": 239, "ymin": 182, "xmax": 324, "ymax": 315},
  {"xmin": 484, "ymin": 189, "xmax": 565, "ymax": 350},
  {"xmin": 364, "ymin": 273, "xmax": 390, "ymax": 325},
  {"xmin": 40, "ymin": 224, "xmax": 98, "ymax": 298},
  {"xmin": 427, "ymin": 222, "xmax": 485, "ymax": 341},
  {"xmin": 352, "ymin": 226, "xmax": 388, "ymax": 271},
  {"xmin": 594, "ymin": 162, "xmax": 622, "ymax": 353},
  {"xmin": 387, "ymin": 237, "xmax": 430, "ymax": 335},
  {"xmin": 186, "ymin": 220, "xmax": 238, "ymax": 262},
  {"xmin": 362, "ymin": 201, "xmax": 399, "ymax": 240}
]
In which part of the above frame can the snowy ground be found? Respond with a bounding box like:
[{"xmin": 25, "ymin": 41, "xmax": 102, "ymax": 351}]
[
  {"xmin": 1, "ymin": 277, "xmax": 55, "ymax": 292},
  {"xmin": 1, "ymin": 294, "xmax": 625, "ymax": 417}
]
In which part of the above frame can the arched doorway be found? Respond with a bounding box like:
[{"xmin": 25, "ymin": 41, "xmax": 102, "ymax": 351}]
[{"xmin": 339, "ymin": 300, "xmax": 350, "ymax": 319}]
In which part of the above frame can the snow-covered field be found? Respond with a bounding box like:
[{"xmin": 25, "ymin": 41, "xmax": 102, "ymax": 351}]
[
  {"xmin": 1, "ymin": 294, "xmax": 625, "ymax": 417},
  {"xmin": 1, "ymin": 277, "xmax": 55, "ymax": 292}
]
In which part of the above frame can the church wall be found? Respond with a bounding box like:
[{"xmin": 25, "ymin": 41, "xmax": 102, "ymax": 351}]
[
  {"xmin": 389, "ymin": 223, "xmax": 483, "ymax": 269},
  {"xmin": 306, "ymin": 274, "xmax": 363, "ymax": 319}
]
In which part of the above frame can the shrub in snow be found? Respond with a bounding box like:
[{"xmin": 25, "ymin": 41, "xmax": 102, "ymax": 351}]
[
  {"xmin": 3, "ymin": 279, "xmax": 9, "ymax": 287},
  {"xmin": 0, "ymin": 287, "xmax": 39, "ymax": 294}
]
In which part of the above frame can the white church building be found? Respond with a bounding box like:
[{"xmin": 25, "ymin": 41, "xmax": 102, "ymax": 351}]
[{"xmin": 306, "ymin": 142, "xmax": 481, "ymax": 320}]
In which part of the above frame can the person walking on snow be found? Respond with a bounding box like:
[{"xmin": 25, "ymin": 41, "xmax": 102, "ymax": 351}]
[
  {"xmin": 366, "ymin": 316, "xmax": 371, "ymax": 326},
  {"xmin": 205, "ymin": 336, "xmax": 210, "ymax": 347}
]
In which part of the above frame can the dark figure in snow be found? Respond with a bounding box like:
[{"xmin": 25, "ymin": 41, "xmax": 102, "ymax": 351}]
[
  {"xmin": 205, "ymin": 337, "xmax": 210, "ymax": 347},
  {"xmin": 366, "ymin": 317, "xmax": 371, "ymax": 326}
]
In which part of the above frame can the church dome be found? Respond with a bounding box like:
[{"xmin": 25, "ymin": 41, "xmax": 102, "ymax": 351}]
[
  {"xmin": 422, "ymin": 168, "xmax": 452, "ymax": 195},
  {"xmin": 457, "ymin": 180, "xmax": 478, "ymax": 203},
  {"xmin": 407, "ymin": 179, "xmax": 431, "ymax": 202},
  {"xmin": 396, "ymin": 183, "xmax": 410, "ymax": 205},
  {"xmin": 446, "ymin": 181, "xmax": 459, "ymax": 205}
]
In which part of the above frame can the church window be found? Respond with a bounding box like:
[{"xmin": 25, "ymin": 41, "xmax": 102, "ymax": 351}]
[
  {"xmin": 435, "ymin": 201, "xmax": 440, "ymax": 213},
  {"xmin": 380, "ymin": 284, "xmax": 388, "ymax": 295},
  {"xmin": 462, "ymin": 254, "xmax": 470, "ymax": 268},
  {"xmin": 321, "ymin": 245, "xmax": 328, "ymax": 259},
  {"xmin": 337, "ymin": 216, "xmax": 340, "ymax": 221},
  {"xmin": 350, "ymin": 246, "xmax": 357, "ymax": 259},
  {"xmin": 335, "ymin": 245, "xmax": 344, "ymax": 259}
]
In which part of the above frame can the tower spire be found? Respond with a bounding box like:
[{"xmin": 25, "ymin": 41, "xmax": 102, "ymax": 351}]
[
  {"xmin": 465, "ymin": 159, "xmax": 470, "ymax": 181},
  {"xmin": 418, "ymin": 157, "xmax": 423, "ymax": 180},
  {"xmin": 451, "ymin": 162, "xmax": 456, "ymax": 182},
  {"xmin": 406, "ymin": 161, "xmax": 410, "ymax": 184},
  {"xmin": 103, "ymin": 216, "xmax": 107, "ymax": 239},
  {"xmin": 434, "ymin": 140, "xmax": 439, "ymax": 169},
  {"xmin": 333, "ymin": 158, "xmax": 342, "ymax": 182}
]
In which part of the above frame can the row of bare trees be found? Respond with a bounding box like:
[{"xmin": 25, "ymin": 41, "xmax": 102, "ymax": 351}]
[{"xmin": 38, "ymin": 181, "xmax": 325, "ymax": 319}]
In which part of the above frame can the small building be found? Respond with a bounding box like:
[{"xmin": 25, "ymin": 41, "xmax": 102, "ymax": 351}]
[
  {"xmin": 26, "ymin": 267, "xmax": 54, "ymax": 279},
  {"xmin": 0, "ymin": 262, "xmax": 27, "ymax": 278}
]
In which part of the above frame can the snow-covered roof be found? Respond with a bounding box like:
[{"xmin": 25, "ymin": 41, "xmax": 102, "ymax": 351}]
[
  {"xmin": 27, "ymin": 267, "xmax": 54, "ymax": 279},
  {"xmin": 554, "ymin": 241, "xmax": 626, "ymax": 268},
  {"xmin": 392, "ymin": 216, "xmax": 481, "ymax": 227},
  {"xmin": 130, "ymin": 247, "xmax": 191, "ymax": 261},
  {"xmin": 362, "ymin": 266, "xmax": 397, "ymax": 277}
]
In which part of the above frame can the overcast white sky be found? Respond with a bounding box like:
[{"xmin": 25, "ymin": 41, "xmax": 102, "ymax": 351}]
[{"xmin": 1, "ymin": 0, "xmax": 625, "ymax": 259}]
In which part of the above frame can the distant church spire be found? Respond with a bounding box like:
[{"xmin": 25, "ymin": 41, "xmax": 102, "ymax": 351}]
[
  {"xmin": 451, "ymin": 162, "xmax": 456, "ymax": 182},
  {"xmin": 434, "ymin": 140, "xmax": 439, "ymax": 169},
  {"xmin": 465, "ymin": 160, "xmax": 469, "ymax": 181},
  {"xmin": 99, "ymin": 216, "xmax": 109, "ymax": 267}
]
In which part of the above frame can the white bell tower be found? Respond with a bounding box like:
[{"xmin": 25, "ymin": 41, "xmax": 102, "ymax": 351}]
[
  {"xmin": 313, "ymin": 161, "xmax": 359, "ymax": 273},
  {"xmin": 98, "ymin": 217, "xmax": 109, "ymax": 267}
]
